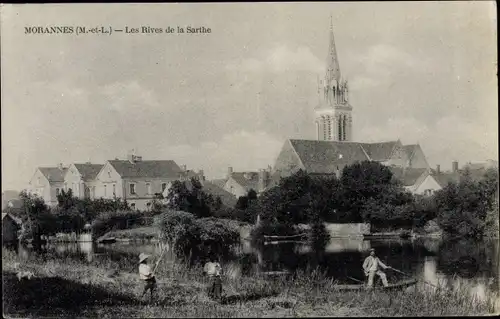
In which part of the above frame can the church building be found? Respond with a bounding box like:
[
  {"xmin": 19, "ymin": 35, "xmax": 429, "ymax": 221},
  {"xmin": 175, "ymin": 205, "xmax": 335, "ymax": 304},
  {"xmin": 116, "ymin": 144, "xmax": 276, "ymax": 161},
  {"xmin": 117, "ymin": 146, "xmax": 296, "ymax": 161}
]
[{"xmin": 270, "ymin": 19, "xmax": 438, "ymax": 195}]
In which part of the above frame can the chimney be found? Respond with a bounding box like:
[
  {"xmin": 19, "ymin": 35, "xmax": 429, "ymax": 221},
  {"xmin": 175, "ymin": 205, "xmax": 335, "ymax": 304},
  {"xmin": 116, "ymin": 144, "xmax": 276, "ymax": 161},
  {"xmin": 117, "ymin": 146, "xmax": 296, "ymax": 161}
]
[
  {"xmin": 452, "ymin": 161, "xmax": 458, "ymax": 173},
  {"xmin": 258, "ymin": 169, "xmax": 269, "ymax": 193},
  {"xmin": 181, "ymin": 164, "xmax": 187, "ymax": 171},
  {"xmin": 436, "ymin": 164, "xmax": 441, "ymax": 174},
  {"xmin": 198, "ymin": 170, "xmax": 205, "ymax": 181},
  {"xmin": 227, "ymin": 166, "xmax": 233, "ymax": 179}
]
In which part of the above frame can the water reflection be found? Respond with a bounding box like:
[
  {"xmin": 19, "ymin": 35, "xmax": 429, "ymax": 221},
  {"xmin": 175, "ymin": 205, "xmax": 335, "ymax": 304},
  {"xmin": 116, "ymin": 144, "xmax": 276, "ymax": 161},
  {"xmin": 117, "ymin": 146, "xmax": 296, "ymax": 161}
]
[{"xmin": 9, "ymin": 236, "xmax": 499, "ymax": 302}]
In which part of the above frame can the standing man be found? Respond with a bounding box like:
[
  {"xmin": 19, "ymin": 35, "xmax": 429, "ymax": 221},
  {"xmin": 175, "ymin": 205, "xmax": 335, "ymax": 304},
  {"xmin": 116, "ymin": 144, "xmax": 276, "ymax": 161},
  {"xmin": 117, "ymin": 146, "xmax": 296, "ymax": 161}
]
[
  {"xmin": 203, "ymin": 254, "xmax": 223, "ymax": 300},
  {"xmin": 139, "ymin": 253, "xmax": 157, "ymax": 301},
  {"xmin": 363, "ymin": 248, "xmax": 391, "ymax": 288}
]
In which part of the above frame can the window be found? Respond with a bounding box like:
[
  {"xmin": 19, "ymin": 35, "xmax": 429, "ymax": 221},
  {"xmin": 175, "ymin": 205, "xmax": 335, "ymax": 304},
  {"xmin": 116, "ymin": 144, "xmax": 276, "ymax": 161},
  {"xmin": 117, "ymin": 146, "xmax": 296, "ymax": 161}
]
[
  {"xmin": 162, "ymin": 183, "xmax": 167, "ymax": 192},
  {"xmin": 130, "ymin": 183, "xmax": 136, "ymax": 195},
  {"xmin": 146, "ymin": 202, "xmax": 151, "ymax": 210},
  {"xmin": 112, "ymin": 184, "xmax": 116, "ymax": 196},
  {"xmin": 37, "ymin": 177, "xmax": 40, "ymax": 185},
  {"xmin": 108, "ymin": 171, "xmax": 111, "ymax": 178},
  {"xmin": 56, "ymin": 188, "xmax": 60, "ymax": 196},
  {"xmin": 131, "ymin": 203, "xmax": 136, "ymax": 210},
  {"xmin": 146, "ymin": 183, "xmax": 151, "ymax": 195},
  {"xmin": 104, "ymin": 185, "xmax": 107, "ymax": 197},
  {"xmin": 92, "ymin": 186, "xmax": 96, "ymax": 199}
]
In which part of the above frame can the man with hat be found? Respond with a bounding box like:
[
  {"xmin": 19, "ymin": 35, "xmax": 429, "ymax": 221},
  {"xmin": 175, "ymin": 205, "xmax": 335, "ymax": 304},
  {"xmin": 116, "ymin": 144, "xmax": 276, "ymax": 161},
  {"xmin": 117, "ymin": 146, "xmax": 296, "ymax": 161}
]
[
  {"xmin": 203, "ymin": 254, "xmax": 223, "ymax": 300},
  {"xmin": 362, "ymin": 248, "xmax": 392, "ymax": 288},
  {"xmin": 139, "ymin": 253, "xmax": 157, "ymax": 300}
]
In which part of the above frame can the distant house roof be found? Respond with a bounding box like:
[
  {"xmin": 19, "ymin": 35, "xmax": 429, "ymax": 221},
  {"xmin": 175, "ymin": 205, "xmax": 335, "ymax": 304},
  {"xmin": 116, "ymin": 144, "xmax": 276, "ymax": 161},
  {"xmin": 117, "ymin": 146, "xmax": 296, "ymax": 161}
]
[
  {"xmin": 108, "ymin": 160, "xmax": 183, "ymax": 179},
  {"xmin": 289, "ymin": 139, "xmax": 369, "ymax": 174},
  {"xmin": 230, "ymin": 172, "xmax": 260, "ymax": 192},
  {"xmin": 73, "ymin": 163, "xmax": 104, "ymax": 181},
  {"xmin": 432, "ymin": 172, "xmax": 460, "ymax": 188},
  {"xmin": 210, "ymin": 179, "xmax": 227, "ymax": 189},
  {"xmin": 360, "ymin": 141, "xmax": 398, "ymax": 161},
  {"xmin": 2, "ymin": 213, "xmax": 22, "ymax": 225},
  {"xmin": 389, "ymin": 167, "xmax": 429, "ymax": 187},
  {"xmin": 39, "ymin": 167, "xmax": 68, "ymax": 183},
  {"xmin": 203, "ymin": 181, "xmax": 238, "ymax": 207}
]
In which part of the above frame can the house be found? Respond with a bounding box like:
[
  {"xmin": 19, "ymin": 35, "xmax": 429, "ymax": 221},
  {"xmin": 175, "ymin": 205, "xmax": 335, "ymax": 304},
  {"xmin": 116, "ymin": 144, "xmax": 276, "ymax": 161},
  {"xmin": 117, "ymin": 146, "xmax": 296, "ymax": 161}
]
[
  {"xmin": 63, "ymin": 163, "xmax": 104, "ymax": 199},
  {"xmin": 222, "ymin": 166, "xmax": 274, "ymax": 199},
  {"xmin": 272, "ymin": 139, "xmax": 430, "ymax": 180},
  {"xmin": 2, "ymin": 190, "xmax": 20, "ymax": 210},
  {"xmin": 161, "ymin": 175, "xmax": 238, "ymax": 208},
  {"xmin": 389, "ymin": 167, "xmax": 442, "ymax": 196},
  {"xmin": 432, "ymin": 161, "xmax": 498, "ymax": 189},
  {"xmin": 28, "ymin": 164, "xmax": 68, "ymax": 206},
  {"xmin": 2, "ymin": 212, "xmax": 22, "ymax": 243},
  {"xmin": 94, "ymin": 154, "xmax": 184, "ymax": 211}
]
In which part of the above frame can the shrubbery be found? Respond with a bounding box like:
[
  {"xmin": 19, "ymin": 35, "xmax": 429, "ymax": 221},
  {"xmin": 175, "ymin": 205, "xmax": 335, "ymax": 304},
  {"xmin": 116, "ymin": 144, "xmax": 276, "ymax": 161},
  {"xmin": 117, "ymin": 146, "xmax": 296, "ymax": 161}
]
[
  {"xmin": 435, "ymin": 168, "xmax": 498, "ymax": 239},
  {"xmin": 91, "ymin": 210, "xmax": 143, "ymax": 238},
  {"xmin": 154, "ymin": 210, "xmax": 240, "ymax": 261}
]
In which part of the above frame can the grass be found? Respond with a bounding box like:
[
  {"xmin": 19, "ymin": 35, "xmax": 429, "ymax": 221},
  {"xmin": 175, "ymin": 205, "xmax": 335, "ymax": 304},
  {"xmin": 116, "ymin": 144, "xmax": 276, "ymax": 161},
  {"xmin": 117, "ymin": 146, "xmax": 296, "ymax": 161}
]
[
  {"xmin": 98, "ymin": 226, "xmax": 160, "ymax": 242},
  {"xmin": 2, "ymin": 247, "xmax": 499, "ymax": 318}
]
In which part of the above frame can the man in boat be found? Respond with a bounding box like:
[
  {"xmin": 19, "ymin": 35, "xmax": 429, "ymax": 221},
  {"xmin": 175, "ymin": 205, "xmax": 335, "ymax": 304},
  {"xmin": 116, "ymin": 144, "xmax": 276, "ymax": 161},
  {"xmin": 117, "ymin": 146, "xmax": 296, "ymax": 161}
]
[
  {"xmin": 203, "ymin": 254, "xmax": 223, "ymax": 300},
  {"xmin": 139, "ymin": 253, "xmax": 157, "ymax": 301},
  {"xmin": 363, "ymin": 248, "xmax": 392, "ymax": 288}
]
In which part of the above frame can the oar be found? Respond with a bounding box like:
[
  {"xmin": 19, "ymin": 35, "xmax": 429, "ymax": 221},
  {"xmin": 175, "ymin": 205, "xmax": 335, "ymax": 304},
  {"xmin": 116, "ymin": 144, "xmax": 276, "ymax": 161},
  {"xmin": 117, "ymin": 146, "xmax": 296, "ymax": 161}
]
[
  {"xmin": 152, "ymin": 245, "xmax": 168, "ymax": 275},
  {"xmin": 389, "ymin": 267, "xmax": 439, "ymax": 289},
  {"xmin": 347, "ymin": 276, "xmax": 365, "ymax": 284}
]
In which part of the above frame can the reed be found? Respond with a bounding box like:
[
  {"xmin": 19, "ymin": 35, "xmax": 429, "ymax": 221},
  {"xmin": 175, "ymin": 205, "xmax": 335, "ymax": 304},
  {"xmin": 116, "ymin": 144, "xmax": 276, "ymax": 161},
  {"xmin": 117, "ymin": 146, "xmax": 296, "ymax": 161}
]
[{"xmin": 2, "ymin": 247, "xmax": 498, "ymax": 317}]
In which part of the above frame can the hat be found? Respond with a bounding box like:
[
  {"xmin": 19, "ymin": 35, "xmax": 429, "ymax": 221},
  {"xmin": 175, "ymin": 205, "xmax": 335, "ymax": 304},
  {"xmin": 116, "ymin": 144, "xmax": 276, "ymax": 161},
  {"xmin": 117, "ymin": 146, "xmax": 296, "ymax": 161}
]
[
  {"xmin": 139, "ymin": 253, "xmax": 150, "ymax": 263},
  {"xmin": 370, "ymin": 248, "xmax": 375, "ymax": 252}
]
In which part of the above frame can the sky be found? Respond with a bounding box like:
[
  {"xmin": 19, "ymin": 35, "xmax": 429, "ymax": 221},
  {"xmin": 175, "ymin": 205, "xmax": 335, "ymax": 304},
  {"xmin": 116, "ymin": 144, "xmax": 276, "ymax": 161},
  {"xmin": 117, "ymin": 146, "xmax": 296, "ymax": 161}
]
[{"xmin": 1, "ymin": 2, "xmax": 497, "ymax": 191}]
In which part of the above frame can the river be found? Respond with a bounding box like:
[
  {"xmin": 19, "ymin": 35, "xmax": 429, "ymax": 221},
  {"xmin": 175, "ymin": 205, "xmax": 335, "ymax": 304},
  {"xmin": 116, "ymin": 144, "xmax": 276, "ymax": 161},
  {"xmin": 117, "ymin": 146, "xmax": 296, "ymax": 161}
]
[{"xmin": 8, "ymin": 236, "xmax": 499, "ymax": 301}]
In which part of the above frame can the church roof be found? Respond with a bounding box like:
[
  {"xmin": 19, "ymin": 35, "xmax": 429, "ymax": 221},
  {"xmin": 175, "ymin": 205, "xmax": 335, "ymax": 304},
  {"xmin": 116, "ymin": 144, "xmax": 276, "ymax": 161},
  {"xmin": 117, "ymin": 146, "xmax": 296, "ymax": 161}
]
[
  {"xmin": 360, "ymin": 141, "xmax": 398, "ymax": 161},
  {"xmin": 325, "ymin": 16, "xmax": 341, "ymax": 83},
  {"xmin": 289, "ymin": 139, "xmax": 368, "ymax": 174},
  {"xmin": 403, "ymin": 144, "xmax": 418, "ymax": 159}
]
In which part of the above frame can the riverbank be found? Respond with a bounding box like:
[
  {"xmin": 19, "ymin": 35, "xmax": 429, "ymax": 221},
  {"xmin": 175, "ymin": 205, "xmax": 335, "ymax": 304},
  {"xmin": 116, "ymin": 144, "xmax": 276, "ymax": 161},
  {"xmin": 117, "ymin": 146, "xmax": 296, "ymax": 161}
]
[{"xmin": 3, "ymin": 248, "xmax": 498, "ymax": 317}]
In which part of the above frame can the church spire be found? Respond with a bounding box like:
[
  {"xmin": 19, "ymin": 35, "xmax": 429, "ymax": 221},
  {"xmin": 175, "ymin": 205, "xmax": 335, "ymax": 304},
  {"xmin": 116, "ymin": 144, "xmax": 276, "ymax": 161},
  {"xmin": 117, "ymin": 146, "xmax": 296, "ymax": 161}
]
[{"xmin": 326, "ymin": 15, "xmax": 341, "ymax": 84}]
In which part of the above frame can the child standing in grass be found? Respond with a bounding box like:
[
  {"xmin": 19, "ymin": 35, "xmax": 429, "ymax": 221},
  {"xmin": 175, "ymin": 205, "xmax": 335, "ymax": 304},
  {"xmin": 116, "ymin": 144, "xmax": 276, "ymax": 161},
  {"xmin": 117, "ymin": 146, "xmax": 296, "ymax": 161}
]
[
  {"xmin": 139, "ymin": 253, "xmax": 157, "ymax": 301},
  {"xmin": 203, "ymin": 254, "xmax": 223, "ymax": 300}
]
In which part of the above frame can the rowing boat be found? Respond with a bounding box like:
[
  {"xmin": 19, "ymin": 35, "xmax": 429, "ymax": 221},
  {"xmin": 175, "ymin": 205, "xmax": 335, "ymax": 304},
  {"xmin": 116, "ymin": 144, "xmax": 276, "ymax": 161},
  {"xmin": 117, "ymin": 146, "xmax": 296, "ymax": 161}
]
[{"xmin": 334, "ymin": 279, "xmax": 417, "ymax": 291}]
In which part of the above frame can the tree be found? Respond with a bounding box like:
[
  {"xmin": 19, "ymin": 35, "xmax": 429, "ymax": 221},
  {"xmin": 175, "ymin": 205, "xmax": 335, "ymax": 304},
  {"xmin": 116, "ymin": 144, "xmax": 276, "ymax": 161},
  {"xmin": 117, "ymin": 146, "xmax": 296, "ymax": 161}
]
[
  {"xmin": 435, "ymin": 169, "xmax": 499, "ymax": 238},
  {"xmin": 340, "ymin": 161, "xmax": 409, "ymax": 224},
  {"xmin": 17, "ymin": 191, "xmax": 58, "ymax": 245}
]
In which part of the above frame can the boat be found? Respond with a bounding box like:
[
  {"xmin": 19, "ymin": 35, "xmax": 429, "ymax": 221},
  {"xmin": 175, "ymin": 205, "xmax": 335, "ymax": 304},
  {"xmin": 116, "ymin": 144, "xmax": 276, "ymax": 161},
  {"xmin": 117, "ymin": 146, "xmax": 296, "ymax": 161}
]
[
  {"xmin": 97, "ymin": 237, "xmax": 116, "ymax": 244},
  {"xmin": 261, "ymin": 270, "xmax": 291, "ymax": 276},
  {"xmin": 263, "ymin": 233, "xmax": 308, "ymax": 240},
  {"xmin": 334, "ymin": 279, "xmax": 417, "ymax": 291}
]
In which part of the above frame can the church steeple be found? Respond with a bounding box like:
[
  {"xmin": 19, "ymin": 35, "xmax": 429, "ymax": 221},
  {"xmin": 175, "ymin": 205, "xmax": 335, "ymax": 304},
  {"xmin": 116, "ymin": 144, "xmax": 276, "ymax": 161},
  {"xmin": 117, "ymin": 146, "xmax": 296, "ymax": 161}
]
[
  {"xmin": 326, "ymin": 15, "xmax": 341, "ymax": 84},
  {"xmin": 314, "ymin": 17, "xmax": 353, "ymax": 142}
]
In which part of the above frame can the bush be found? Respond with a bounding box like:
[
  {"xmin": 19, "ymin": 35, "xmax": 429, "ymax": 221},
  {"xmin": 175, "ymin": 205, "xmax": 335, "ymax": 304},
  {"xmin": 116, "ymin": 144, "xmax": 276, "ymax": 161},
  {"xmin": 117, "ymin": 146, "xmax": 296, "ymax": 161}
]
[
  {"xmin": 154, "ymin": 210, "xmax": 240, "ymax": 261},
  {"xmin": 91, "ymin": 210, "xmax": 143, "ymax": 238}
]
